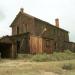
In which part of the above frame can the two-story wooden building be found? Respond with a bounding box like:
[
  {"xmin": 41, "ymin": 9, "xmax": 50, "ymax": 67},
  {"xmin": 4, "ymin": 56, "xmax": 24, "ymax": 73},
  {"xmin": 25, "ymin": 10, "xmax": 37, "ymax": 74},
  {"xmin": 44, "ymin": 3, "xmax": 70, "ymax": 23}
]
[{"xmin": 0, "ymin": 8, "xmax": 75, "ymax": 58}]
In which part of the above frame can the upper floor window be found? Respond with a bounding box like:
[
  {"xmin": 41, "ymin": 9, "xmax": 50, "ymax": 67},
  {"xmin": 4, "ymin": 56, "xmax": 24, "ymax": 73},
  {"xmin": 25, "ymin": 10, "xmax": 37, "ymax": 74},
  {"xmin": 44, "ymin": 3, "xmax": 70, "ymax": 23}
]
[
  {"xmin": 25, "ymin": 24, "xmax": 27, "ymax": 32},
  {"xmin": 23, "ymin": 24, "xmax": 28, "ymax": 33},
  {"xmin": 54, "ymin": 29, "xmax": 56, "ymax": 34},
  {"xmin": 17, "ymin": 26, "xmax": 19, "ymax": 35}
]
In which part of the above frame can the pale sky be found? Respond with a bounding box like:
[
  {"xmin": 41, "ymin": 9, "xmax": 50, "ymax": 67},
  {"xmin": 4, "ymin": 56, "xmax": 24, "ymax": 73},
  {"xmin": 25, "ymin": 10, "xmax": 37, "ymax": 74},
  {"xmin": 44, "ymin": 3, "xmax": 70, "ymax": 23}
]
[{"xmin": 0, "ymin": 0, "xmax": 75, "ymax": 42}]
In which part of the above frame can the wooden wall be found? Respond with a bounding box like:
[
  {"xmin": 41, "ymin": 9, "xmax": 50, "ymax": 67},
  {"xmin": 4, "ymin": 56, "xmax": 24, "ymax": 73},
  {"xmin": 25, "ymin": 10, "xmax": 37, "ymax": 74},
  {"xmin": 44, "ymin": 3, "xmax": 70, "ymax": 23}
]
[
  {"xmin": 42, "ymin": 38, "xmax": 54, "ymax": 53},
  {"xmin": 11, "ymin": 12, "xmax": 35, "ymax": 35},
  {"xmin": 68, "ymin": 42, "xmax": 75, "ymax": 52},
  {"xmin": 34, "ymin": 18, "xmax": 69, "ymax": 51},
  {"xmin": 10, "ymin": 10, "xmax": 72, "ymax": 53},
  {"xmin": 29, "ymin": 35, "xmax": 43, "ymax": 54}
]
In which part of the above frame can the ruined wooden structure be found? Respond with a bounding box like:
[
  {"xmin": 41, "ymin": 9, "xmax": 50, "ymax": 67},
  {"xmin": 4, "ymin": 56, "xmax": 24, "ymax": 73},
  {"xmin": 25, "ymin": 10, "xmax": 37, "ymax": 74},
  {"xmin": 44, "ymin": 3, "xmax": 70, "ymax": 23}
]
[{"xmin": 0, "ymin": 8, "xmax": 75, "ymax": 58}]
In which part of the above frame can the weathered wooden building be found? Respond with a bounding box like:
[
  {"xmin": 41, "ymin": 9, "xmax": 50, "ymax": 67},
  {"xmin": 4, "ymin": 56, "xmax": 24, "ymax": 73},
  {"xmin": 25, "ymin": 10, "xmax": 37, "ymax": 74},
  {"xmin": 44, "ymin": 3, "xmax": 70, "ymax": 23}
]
[{"xmin": 0, "ymin": 8, "xmax": 75, "ymax": 58}]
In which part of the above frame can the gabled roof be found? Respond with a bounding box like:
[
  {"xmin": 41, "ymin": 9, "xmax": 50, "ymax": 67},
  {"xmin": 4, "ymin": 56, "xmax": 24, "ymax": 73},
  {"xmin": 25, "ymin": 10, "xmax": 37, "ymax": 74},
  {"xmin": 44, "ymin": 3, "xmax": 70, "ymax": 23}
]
[
  {"xmin": 10, "ymin": 9, "xmax": 68, "ymax": 32},
  {"xmin": 34, "ymin": 17, "xmax": 68, "ymax": 33},
  {"xmin": 10, "ymin": 11, "xmax": 34, "ymax": 27}
]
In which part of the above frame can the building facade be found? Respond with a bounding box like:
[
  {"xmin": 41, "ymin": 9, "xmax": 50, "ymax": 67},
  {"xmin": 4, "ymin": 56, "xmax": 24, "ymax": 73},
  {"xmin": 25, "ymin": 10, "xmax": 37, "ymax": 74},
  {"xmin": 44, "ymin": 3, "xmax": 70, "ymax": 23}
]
[{"xmin": 0, "ymin": 8, "xmax": 75, "ymax": 58}]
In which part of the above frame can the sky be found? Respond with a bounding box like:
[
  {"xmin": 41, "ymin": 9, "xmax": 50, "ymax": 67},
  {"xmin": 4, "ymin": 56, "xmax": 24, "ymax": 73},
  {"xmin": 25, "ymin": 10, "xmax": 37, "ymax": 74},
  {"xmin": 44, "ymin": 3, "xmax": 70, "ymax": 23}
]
[{"xmin": 0, "ymin": 0, "xmax": 75, "ymax": 42}]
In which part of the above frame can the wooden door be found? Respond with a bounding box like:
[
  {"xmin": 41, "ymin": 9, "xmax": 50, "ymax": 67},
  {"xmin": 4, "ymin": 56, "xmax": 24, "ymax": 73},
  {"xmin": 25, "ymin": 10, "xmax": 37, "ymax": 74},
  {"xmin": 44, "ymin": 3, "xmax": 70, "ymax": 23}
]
[{"xmin": 30, "ymin": 36, "xmax": 43, "ymax": 54}]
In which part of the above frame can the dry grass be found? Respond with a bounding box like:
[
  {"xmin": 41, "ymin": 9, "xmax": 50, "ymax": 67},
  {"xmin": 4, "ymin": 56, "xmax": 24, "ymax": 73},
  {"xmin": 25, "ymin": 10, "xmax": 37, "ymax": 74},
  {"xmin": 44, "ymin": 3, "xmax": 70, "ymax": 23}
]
[{"xmin": 0, "ymin": 59, "xmax": 75, "ymax": 75}]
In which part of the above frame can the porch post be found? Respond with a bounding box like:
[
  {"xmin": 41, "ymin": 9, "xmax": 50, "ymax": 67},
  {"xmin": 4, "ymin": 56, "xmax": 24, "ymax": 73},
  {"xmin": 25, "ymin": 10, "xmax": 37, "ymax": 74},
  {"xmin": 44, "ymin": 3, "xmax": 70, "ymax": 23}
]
[{"xmin": 11, "ymin": 42, "xmax": 17, "ymax": 58}]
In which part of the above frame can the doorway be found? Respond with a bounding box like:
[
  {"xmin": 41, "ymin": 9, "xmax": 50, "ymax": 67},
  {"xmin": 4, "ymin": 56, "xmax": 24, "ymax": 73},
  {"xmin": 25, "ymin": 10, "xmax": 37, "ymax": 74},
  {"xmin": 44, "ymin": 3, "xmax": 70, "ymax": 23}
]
[{"xmin": 0, "ymin": 43, "xmax": 12, "ymax": 58}]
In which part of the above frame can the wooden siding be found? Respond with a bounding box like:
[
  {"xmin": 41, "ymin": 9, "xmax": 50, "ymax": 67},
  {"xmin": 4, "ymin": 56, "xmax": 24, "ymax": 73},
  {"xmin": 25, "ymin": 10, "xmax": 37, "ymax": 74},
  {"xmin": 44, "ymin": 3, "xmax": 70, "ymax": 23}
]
[
  {"xmin": 11, "ymin": 12, "xmax": 70, "ymax": 53},
  {"xmin": 42, "ymin": 38, "xmax": 54, "ymax": 53},
  {"xmin": 29, "ymin": 35, "xmax": 43, "ymax": 54},
  {"xmin": 68, "ymin": 42, "xmax": 75, "ymax": 52},
  {"xmin": 34, "ymin": 18, "xmax": 69, "ymax": 51},
  {"xmin": 11, "ymin": 12, "xmax": 35, "ymax": 35}
]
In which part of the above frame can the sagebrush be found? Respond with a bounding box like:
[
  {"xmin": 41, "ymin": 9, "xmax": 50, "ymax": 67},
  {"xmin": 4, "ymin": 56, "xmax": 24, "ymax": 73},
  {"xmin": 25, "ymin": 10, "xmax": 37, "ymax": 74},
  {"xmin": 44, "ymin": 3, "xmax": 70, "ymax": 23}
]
[{"xmin": 17, "ymin": 50, "xmax": 75, "ymax": 62}]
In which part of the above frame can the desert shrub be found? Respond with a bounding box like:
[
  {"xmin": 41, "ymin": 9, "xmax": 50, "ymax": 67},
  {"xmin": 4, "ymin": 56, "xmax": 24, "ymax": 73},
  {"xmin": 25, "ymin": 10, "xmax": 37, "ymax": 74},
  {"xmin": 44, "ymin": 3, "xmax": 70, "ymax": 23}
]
[
  {"xmin": 17, "ymin": 50, "xmax": 75, "ymax": 61},
  {"xmin": 64, "ymin": 50, "xmax": 75, "ymax": 60},
  {"xmin": 62, "ymin": 63, "xmax": 73, "ymax": 70},
  {"xmin": 48, "ymin": 52, "xmax": 63, "ymax": 61},
  {"xmin": 64, "ymin": 50, "xmax": 72, "ymax": 54},
  {"xmin": 48, "ymin": 54, "xmax": 57, "ymax": 61},
  {"xmin": 49, "ymin": 50, "xmax": 75, "ymax": 61},
  {"xmin": 17, "ymin": 54, "xmax": 32, "ymax": 59},
  {"xmin": 31, "ymin": 53, "xmax": 50, "ymax": 62}
]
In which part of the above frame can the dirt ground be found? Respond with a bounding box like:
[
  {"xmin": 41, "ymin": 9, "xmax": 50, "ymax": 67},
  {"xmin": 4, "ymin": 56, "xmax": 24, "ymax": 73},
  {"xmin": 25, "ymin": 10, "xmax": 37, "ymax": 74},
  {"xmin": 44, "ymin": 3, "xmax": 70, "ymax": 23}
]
[
  {"xmin": 0, "ymin": 59, "xmax": 59, "ymax": 75},
  {"xmin": 0, "ymin": 59, "xmax": 75, "ymax": 75}
]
